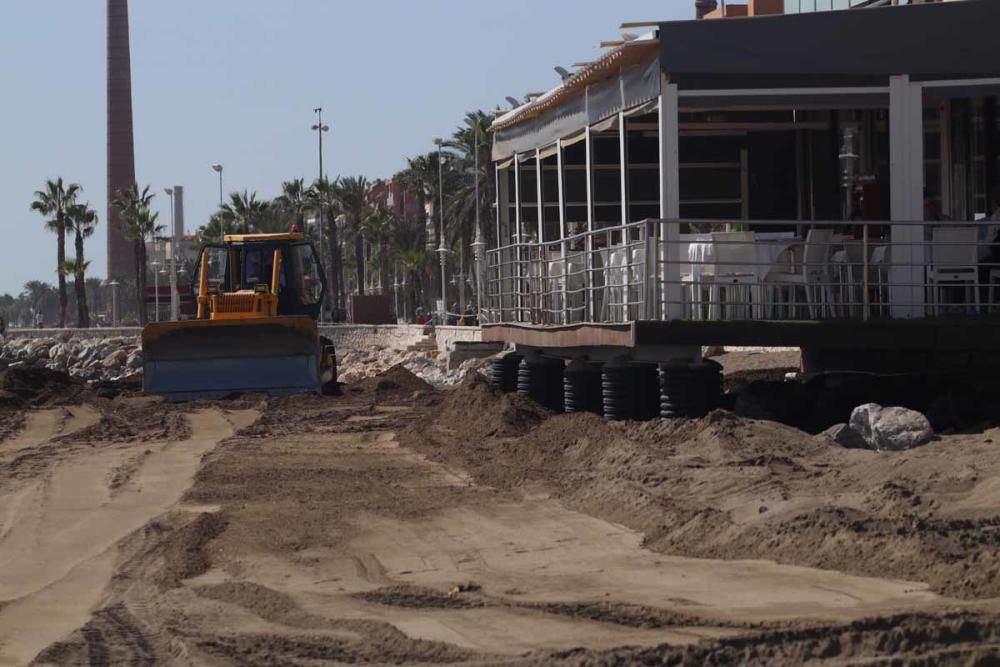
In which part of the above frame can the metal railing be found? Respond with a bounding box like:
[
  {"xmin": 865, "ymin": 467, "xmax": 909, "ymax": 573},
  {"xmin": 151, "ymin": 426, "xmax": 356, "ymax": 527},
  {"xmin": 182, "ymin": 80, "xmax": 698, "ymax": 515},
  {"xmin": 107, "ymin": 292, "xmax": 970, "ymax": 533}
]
[{"xmin": 483, "ymin": 218, "xmax": 1000, "ymax": 324}]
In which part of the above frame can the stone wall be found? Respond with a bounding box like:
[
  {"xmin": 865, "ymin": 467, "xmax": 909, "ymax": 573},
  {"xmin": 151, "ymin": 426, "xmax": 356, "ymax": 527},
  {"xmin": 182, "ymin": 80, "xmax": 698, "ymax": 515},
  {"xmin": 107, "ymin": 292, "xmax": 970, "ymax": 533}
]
[
  {"xmin": 5, "ymin": 325, "xmax": 434, "ymax": 355},
  {"xmin": 433, "ymin": 326, "xmax": 483, "ymax": 354}
]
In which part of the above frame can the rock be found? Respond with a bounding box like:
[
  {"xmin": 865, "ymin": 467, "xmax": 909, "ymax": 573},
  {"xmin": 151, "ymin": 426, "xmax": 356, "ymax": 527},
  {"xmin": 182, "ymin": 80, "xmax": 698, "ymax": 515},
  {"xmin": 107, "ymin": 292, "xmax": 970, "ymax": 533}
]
[
  {"xmin": 849, "ymin": 403, "xmax": 934, "ymax": 452},
  {"xmin": 102, "ymin": 349, "xmax": 129, "ymax": 369},
  {"xmin": 819, "ymin": 423, "xmax": 869, "ymax": 449},
  {"xmin": 125, "ymin": 350, "xmax": 143, "ymax": 370}
]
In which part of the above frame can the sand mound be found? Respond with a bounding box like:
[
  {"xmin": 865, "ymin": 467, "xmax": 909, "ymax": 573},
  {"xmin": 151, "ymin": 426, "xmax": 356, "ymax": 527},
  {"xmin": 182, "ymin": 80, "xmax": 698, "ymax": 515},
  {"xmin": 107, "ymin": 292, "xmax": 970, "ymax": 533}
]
[
  {"xmin": 360, "ymin": 364, "xmax": 434, "ymax": 395},
  {"xmin": 408, "ymin": 385, "xmax": 1000, "ymax": 600},
  {"xmin": 0, "ymin": 366, "xmax": 84, "ymax": 407},
  {"xmin": 433, "ymin": 373, "xmax": 548, "ymax": 440}
]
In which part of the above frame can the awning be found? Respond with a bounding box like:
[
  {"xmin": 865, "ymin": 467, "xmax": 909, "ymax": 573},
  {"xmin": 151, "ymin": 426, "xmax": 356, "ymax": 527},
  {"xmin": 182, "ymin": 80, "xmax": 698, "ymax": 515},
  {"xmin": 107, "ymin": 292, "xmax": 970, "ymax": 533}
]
[{"xmin": 493, "ymin": 58, "xmax": 660, "ymax": 162}]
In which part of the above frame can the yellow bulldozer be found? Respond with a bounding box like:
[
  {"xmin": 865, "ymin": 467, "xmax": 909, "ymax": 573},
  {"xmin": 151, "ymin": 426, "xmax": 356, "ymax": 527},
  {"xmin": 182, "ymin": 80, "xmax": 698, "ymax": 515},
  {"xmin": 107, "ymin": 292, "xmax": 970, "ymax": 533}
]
[{"xmin": 141, "ymin": 231, "xmax": 337, "ymax": 400}]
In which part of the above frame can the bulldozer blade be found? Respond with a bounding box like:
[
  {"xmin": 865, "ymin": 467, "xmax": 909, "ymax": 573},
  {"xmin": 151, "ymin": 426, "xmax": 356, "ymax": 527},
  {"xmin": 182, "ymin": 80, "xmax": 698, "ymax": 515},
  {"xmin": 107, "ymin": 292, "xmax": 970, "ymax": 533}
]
[{"xmin": 142, "ymin": 317, "xmax": 322, "ymax": 401}]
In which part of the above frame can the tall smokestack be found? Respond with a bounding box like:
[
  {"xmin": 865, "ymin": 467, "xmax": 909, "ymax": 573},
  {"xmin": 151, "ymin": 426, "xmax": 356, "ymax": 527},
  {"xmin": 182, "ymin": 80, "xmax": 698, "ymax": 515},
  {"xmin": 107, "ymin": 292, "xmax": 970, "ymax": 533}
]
[
  {"xmin": 107, "ymin": 0, "xmax": 137, "ymax": 279},
  {"xmin": 696, "ymin": 0, "xmax": 719, "ymax": 19},
  {"xmin": 173, "ymin": 185, "xmax": 185, "ymax": 237}
]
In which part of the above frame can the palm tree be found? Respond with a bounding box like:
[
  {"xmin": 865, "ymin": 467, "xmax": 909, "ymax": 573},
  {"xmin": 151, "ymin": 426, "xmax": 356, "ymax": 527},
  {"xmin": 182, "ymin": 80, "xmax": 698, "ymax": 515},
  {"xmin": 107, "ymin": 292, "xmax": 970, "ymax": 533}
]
[
  {"xmin": 31, "ymin": 178, "xmax": 81, "ymax": 328},
  {"xmin": 196, "ymin": 211, "xmax": 238, "ymax": 244},
  {"xmin": 85, "ymin": 277, "xmax": 106, "ymax": 324},
  {"xmin": 273, "ymin": 178, "xmax": 311, "ymax": 229},
  {"xmin": 219, "ymin": 190, "xmax": 270, "ymax": 233},
  {"xmin": 113, "ymin": 185, "xmax": 163, "ymax": 326},
  {"xmin": 309, "ymin": 177, "xmax": 344, "ymax": 316},
  {"xmin": 400, "ymin": 154, "xmax": 439, "ymax": 250},
  {"xmin": 334, "ymin": 176, "xmax": 371, "ymax": 296},
  {"xmin": 362, "ymin": 208, "xmax": 397, "ymax": 294},
  {"xmin": 65, "ymin": 203, "xmax": 98, "ymax": 328},
  {"xmin": 21, "ymin": 280, "xmax": 58, "ymax": 328},
  {"xmin": 389, "ymin": 215, "xmax": 429, "ymax": 319}
]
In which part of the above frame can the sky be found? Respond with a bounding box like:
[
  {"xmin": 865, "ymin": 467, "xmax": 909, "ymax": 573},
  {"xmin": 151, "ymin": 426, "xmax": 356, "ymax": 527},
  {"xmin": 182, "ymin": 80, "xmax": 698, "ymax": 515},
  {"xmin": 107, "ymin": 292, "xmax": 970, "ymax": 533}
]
[{"xmin": 0, "ymin": 0, "xmax": 691, "ymax": 296}]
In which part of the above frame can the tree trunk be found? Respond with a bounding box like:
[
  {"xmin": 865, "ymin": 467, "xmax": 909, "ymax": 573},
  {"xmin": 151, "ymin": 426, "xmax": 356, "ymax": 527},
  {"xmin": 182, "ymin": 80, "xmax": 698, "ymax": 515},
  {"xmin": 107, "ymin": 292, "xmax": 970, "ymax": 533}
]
[
  {"xmin": 134, "ymin": 239, "xmax": 148, "ymax": 326},
  {"xmin": 354, "ymin": 232, "xmax": 366, "ymax": 297},
  {"xmin": 74, "ymin": 231, "xmax": 90, "ymax": 328},
  {"xmin": 56, "ymin": 213, "xmax": 67, "ymax": 328},
  {"xmin": 326, "ymin": 212, "xmax": 343, "ymax": 319}
]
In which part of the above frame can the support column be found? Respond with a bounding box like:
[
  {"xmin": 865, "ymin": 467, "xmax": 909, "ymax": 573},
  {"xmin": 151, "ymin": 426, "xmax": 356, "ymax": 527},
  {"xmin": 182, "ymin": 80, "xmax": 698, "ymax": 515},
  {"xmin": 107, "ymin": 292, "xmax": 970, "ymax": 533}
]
[
  {"xmin": 889, "ymin": 74, "xmax": 925, "ymax": 318},
  {"xmin": 585, "ymin": 126, "xmax": 596, "ymax": 322},
  {"xmin": 557, "ymin": 139, "xmax": 569, "ymax": 324},
  {"xmin": 659, "ymin": 78, "xmax": 682, "ymax": 320},
  {"xmin": 514, "ymin": 155, "xmax": 524, "ymax": 321},
  {"xmin": 619, "ymin": 111, "xmax": 629, "ymax": 229}
]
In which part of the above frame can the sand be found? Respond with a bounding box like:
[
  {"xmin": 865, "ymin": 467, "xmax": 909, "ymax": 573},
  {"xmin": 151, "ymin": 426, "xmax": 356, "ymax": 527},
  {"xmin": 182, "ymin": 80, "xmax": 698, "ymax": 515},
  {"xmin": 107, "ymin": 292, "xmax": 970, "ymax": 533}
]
[{"xmin": 5, "ymin": 359, "xmax": 1000, "ymax": 665}]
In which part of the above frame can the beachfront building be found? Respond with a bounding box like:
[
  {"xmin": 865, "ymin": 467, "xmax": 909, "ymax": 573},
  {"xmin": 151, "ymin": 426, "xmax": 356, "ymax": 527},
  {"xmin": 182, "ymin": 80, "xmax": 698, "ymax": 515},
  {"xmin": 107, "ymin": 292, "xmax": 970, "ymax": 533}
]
[{"xmin": 482, "ymin": 1, "xmax": 1000, "ymax": 366}]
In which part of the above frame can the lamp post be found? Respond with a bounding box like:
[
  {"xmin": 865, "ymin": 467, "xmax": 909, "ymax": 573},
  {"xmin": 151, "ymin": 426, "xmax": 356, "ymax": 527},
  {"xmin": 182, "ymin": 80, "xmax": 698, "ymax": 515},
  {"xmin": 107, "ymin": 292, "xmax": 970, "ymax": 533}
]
[
  {"xmin": 165, "ymin": 188, "xmax": 179, "ymax": 321},
  {"xmin": 467, "ymin": 116, "xmax": 486, "ymax": 321},
  {"xmin": 433, "ymin": 136, "xmax": 448, "ymax": 322},
  {"xmin": 108, "ymin": 280, "xmax": 120, "ymax": 326},
  {"xmin": 150, "ymin": 260, "xmax": 161, "ymax": 322},
  {"xmin": 312, "ymin": 108, "xmax": 331, "ymax": 322},
  {"xmin": 211, "ymin": 164, "xmax": 224, "ymax": 207}
]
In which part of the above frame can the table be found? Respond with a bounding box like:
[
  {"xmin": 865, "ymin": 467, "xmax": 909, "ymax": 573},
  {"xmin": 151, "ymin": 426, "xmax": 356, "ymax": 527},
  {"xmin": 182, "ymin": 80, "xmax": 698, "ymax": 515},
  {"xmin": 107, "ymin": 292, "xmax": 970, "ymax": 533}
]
[{"xmin": 687, "ymin": 232, "xmax": 799, "ymax": 283}]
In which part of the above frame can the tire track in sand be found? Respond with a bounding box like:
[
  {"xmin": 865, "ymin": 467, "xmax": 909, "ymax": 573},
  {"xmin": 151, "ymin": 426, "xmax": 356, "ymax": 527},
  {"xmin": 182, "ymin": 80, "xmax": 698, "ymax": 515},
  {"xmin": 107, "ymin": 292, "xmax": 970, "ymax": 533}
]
[{"xmin": 0, "ymin": 407, "xmax": 258, "ymax": 667}]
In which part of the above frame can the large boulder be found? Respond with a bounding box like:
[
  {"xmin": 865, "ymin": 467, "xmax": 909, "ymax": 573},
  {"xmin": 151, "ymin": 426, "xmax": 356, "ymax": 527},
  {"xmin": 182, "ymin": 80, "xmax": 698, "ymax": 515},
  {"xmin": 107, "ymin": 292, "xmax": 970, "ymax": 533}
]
[
  {"xmin": 849, "ymin": 403, "xmax": 934, "ymax": 452},
  {"xmin": 102, "ymin": 349, "xmax": 129, "ymax": 369},
  {"xmin": 819, "ymin": 423, "xmax": 869, "ymax": 449},
  {"xmin": 125, "ymin": 350, "xmax": 143, "ymax": 371}
]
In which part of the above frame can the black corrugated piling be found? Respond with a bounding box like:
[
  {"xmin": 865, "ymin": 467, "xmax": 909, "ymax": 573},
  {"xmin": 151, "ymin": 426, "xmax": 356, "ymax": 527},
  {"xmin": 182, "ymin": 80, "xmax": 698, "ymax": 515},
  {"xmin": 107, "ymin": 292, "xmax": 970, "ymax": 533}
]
[
  {"xmin": 489, "ymin": 352, "xmax": 523, "ymax": 393},
  {"xmin": 636, "ymin": 363, "xmax": 661, "ymax": 421},
  {"xmin": 564, "ymin": 359, "xmax": 604, "ymax": 415},
  {"xmin": 660, "ymin": 358, "xmax": 723, "ymax": 418},
  {"xmin": 517, "ymin": 353, "xmax": 565, "ymax": 412},
  {"xmin": 602, "ymin": 357, "xmax": 637, "ymax": 421}
]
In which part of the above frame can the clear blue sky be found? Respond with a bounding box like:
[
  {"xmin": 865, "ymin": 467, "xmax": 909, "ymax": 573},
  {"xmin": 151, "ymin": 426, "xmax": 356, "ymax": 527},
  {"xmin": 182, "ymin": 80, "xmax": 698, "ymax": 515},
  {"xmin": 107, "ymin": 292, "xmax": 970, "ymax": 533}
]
[{"xmin": 0, "ymin": 0, "xmax": 690, "ymax": 295}]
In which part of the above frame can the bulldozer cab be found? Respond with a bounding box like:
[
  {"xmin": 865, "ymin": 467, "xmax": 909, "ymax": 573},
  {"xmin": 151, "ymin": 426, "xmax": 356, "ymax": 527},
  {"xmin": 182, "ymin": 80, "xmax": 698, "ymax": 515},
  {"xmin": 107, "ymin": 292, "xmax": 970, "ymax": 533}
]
[
  {"xmin": 143, "ymin": 233, "xmax": 334, "ymax": 401},
  {"xmin": 197, "ymin": 233, "xmax": 326, "ymax": 320}
]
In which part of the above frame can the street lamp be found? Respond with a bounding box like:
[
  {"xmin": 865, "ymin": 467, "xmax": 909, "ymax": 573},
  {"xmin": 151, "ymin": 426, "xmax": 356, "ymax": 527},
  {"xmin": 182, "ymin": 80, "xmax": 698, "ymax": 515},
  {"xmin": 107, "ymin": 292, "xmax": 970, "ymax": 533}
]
[
  {"xmin": 312, "ymin": 108, "xmax": 330, "ymax": 181},
  {"xmin": 312, "ymin": 108, "xmax": 331, "ymax": 322},
  {"xmin": 108, "ymin": 280, "xmax": 120, "ymax": 326},
  {"xmin": 150, "ymin": 260, "xmax": 161, "ymax": 322},
  {"xmin": 211, "ymin": 164, "xmax": 224, "ymax": 207},
  {"xmin": 433, "ymin": 136, "xmax": 448, "ymax": 322},
  {"xmin": 467, "ymin": 117, "xmax": 487, "ymax": 321},
  {"xmin": 165, "ymin": 188, "xmax": 179, "ymax": 321}
]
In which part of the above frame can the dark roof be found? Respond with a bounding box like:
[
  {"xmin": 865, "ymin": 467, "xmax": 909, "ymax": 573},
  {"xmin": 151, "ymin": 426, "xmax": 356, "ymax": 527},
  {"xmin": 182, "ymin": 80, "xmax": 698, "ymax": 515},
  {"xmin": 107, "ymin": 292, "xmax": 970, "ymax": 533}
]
[{"xmin": 659, "ymin": 1, "xmax": 1000, "ymax": 85}]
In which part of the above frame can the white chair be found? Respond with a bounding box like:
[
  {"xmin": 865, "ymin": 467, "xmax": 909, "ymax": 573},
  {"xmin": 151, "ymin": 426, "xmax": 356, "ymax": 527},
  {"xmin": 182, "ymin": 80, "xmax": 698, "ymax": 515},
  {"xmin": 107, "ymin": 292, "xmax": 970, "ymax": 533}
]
[
  {"xmin": 601, "ymin": 248, "xmax": 629, "ymax": 322},
  {"xmin": 928, "ymin": 226, "xmax": 978, "ymax": 315},
  {"xmin": 565, "ymin": 254, "xmax": 587, "ymax": 323},
  {"xmin": 765, "ymin": 229, "xmax": 834, "ymax": 319},
  {"xmin": 870, "ymin": 245, "xmax": 891, "ymax": 317},
  {"xmin": 547, "ymin": 258, "xmax": 565, "ymax": 324},
  {"xmin": 700, "ymin": 232, "xmax": 757, "ymax": 321},
  {"xmin": 630, "ymin": 246, "xmax": 646, "ymax": 320}
]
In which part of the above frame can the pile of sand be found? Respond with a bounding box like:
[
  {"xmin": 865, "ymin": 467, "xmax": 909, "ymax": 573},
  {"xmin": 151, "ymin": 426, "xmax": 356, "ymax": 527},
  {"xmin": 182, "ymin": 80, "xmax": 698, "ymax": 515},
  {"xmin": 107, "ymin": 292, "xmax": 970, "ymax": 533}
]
[
  {"xmin": 434, "ymin": 373, "xmax": 548, "ymax": 440},
  {"xmin": 409, "ymin": 379, "xmax": 1000, "ymax": 600},
  {"xmin": 0, "ymin": 366, "xmax": 84, "ymax": 408}
]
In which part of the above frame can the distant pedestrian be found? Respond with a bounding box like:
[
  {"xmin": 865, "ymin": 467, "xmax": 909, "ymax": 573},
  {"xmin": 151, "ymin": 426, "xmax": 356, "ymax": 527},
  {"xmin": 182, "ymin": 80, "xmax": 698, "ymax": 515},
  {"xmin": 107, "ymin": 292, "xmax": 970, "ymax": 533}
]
[
  {"xmin": 34, "ymin": 312, "xmax": 43, "ymax": 329},
  {"xmin": 0, "ymin": 316, "xmax": 6, "ymax": 341}
]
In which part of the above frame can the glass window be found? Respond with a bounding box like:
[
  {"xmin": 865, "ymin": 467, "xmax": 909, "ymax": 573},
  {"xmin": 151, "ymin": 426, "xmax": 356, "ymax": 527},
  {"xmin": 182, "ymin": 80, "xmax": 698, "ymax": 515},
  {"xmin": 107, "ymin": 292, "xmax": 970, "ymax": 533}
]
[
  {"xmin": 202, "ymin": 246, "xmax": 229, "ymax": 291},
  {"xmin": 292, "ymin": 244, "xmax": 323, "ymax": 306}
]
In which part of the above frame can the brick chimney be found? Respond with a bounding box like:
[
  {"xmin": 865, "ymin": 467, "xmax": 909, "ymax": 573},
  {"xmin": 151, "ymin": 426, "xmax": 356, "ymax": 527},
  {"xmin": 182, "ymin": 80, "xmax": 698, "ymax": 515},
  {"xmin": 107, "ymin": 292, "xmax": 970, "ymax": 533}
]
[{"xmin": 107, "ymin": 0, "xmax": 137, "ymax": 279}]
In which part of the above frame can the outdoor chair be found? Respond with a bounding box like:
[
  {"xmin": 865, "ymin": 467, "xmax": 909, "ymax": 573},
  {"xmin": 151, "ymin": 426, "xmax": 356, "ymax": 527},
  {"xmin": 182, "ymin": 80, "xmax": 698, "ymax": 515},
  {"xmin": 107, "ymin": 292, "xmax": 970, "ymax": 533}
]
[
  {"xmin": 764, "ymin": 229, "xmax": 834, "ymax": 319},
  {"xmin": 699, "ymin": 231, "xmax": 757, "ymax": 321},
  {"xmin": 928, "ymin": 226, "xmax": 978, "ymax": 315}
]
